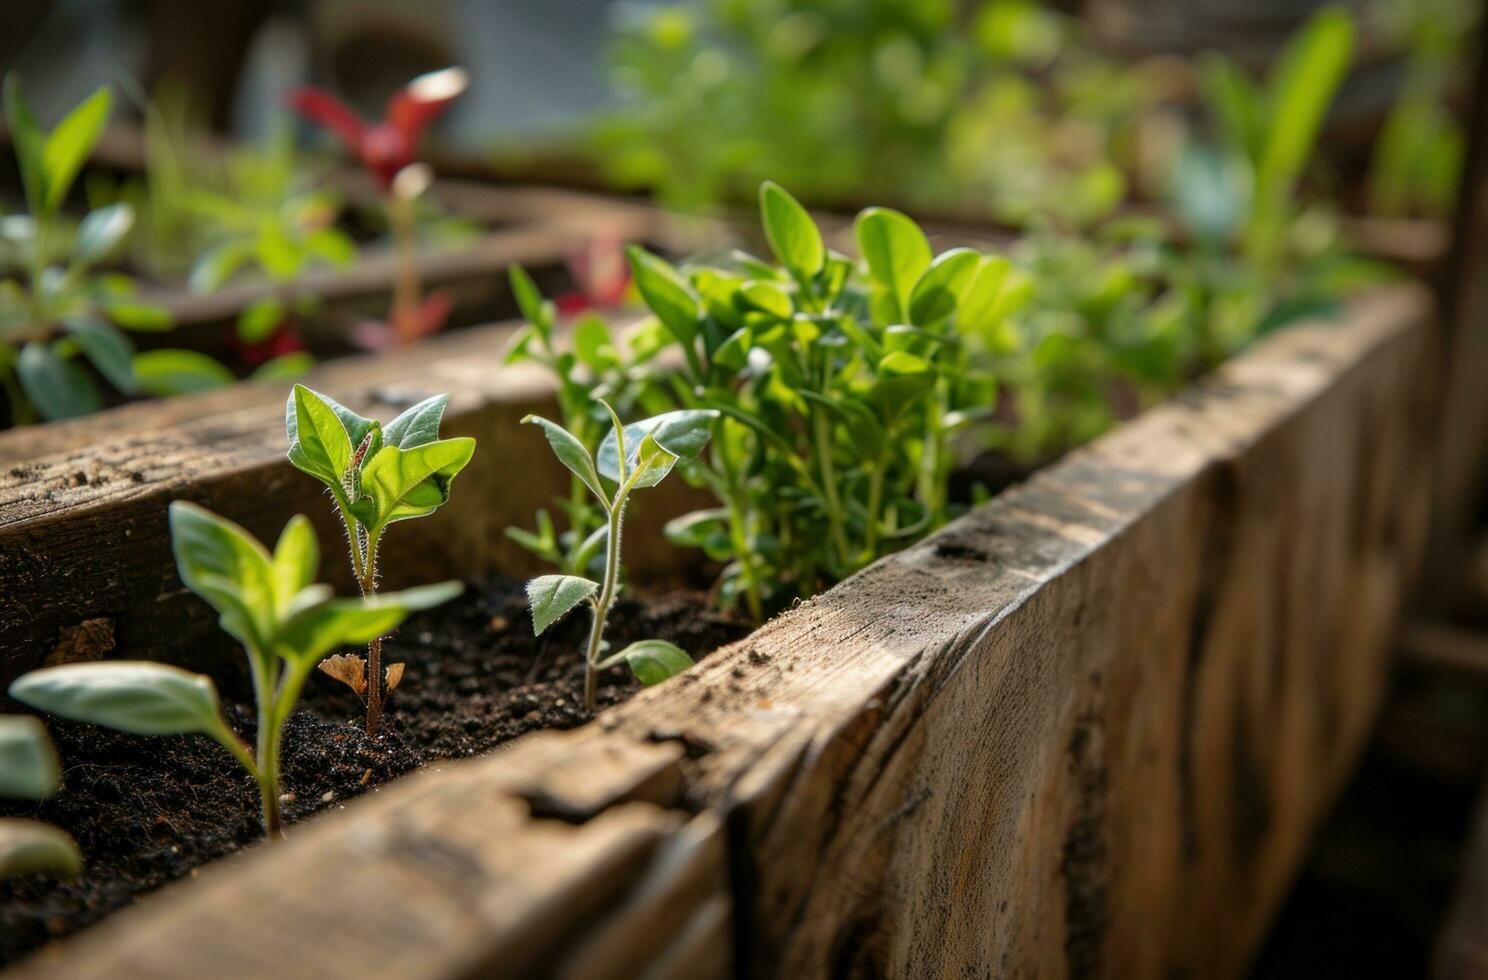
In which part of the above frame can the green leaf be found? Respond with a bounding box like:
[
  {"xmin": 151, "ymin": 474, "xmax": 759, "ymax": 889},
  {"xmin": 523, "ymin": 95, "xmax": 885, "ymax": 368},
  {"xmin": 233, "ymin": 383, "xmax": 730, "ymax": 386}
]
[
  {"xmin": 274, "ymin": 581, "xmax": 462, "ymax": 666},
  {"xmin": 573, "ymin": 315, "xmax": 616, "ymax": 370},
  {"xmin": 759, "ymin": 181, "xmax": 824, "ymax": 280},
  {"xmin": 855, "ymin": 207, "xmax": 932, "ymax": 321},
  {"xmin": 42, "ymin": 86, "xmax": 112, "ymax": 211},
  {"xmin": 63, "ymin": 315, "xmax": 135, "ymax": 394},
  {"xmin": 270, "ymin": 514, "xmax": 319, "ymax": 610},
  {"xmin": 73, "ymin": 202, "xmax": 133, "ymax": 266},
  {"xmin": 736, "ymin": 280, "xmax": 793, "ymax": 320},
  {"xmin": 1257, "ymin": 7, "xmax": 1354, "ymax": 209},
  {"xmin": 238, "ymin": 298, "xmax": 285, "ymax": 344},
  {"xmin": 133, "ymin": 349, "xmax": 234, "ymax": 396},
  {"xmin": 356, "ymin": 437, "xmax": 476, "ymax": 531},
  {"xmin": 305, "ymin": 228, "xmax": 355, "ymax": 266},
  {"xmin": 383, "ymin": 394, "xmax": 450, "ymax": 449},
  {"xmin": 250, "ymin": 352, "xmax": 314, "ymax": 383},
  {"xmin": 17, "ymin": 342, "xmax": 101, "ymax": 420},
  {"xmin": 509, "ymin": 263, "xmax": 551, "ymax": 337},
  {"xmin": 0, "ymin": 819, "xmax": 81, "ymax": 879},
  {"xmin": 286, "ymin": 384, "xmax": 354, "ymax": 489},
  {"xmin": 626, "ymin": 246, "xmax": 701, "ymax": 346},
  {"xmin": 597, "ymin": 409, "xmax": 717, "ymax": 489},
  {"xmin": 958, "ymin": 256, "xmax": 1018, "ymax": 334},
  {"xmin": 526, "ymin": 574, "xmax": 598, "ymax": 635},
  {"xmin": 168, "ymin": 501, "xmax": 277, "ymax": 652},
  {"xmin": 523, "ymin": 414, "xmax": 606, "ymax": 502},
  {"xmin": 0, "ymin": 717, "xmax": 60, "ymax": 800},
  {"xmin": 190, "ymin": 241, "xmax": 253, "ymax": 294},
  {"xmin": 5, "ymin": 77, "xmax": 49, "ymax": 214},
  {"xmin": 105, "ymin": 300, "xmax": 173, "ymax": 332},
  {"xmin": 10, "ymin": 662, "xmax": 226, "ymax": 738},
  {"xmin": 908, "ymin": 249, "xmax": 981, "ymax": 327},
  {"xmin": 614, "ymin": 639, "xmax": 693, "ymax": 686}
]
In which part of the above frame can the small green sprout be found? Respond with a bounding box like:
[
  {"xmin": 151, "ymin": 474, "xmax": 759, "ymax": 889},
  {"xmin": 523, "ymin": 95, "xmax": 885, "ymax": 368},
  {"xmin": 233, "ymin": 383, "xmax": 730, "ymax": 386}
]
[
  {"xmin": 0, "ymin": 716, "xmax": 81, "ymax": 879},
  {"xmin": 10, "ymin": 502, "xmax": 460, "ymax": 838},
  {"xmin": 285, "ymin": 384, "xmax": 476, "ymax": 734},
  {"xmin": 523, "ymin": 402, "xmax": 716, "ymax": 712}
]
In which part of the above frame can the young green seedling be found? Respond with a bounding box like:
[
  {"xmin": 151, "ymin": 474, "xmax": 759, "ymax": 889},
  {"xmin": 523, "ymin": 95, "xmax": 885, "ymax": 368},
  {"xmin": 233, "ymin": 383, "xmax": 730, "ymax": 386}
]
[
  {"xmin": 285, "ymin": 384, "xmax": 475, "ymax": 734},
  {"xmin": 10, "ymin": 502, "xmax": 460, "ymax": 837},
  {"xmin": 0, "ymin": 716, "xmax": 82, "ymax": 879},
  {"xmin": 523, "ymin": 402, "xmax": 716, "ymax": 712}
]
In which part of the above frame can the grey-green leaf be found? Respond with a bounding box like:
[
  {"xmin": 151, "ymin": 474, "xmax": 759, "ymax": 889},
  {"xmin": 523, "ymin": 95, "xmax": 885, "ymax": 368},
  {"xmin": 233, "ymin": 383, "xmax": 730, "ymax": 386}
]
[
  {"xmin": 0, "ymin": 717, "xmax": 60, "ymax": 800},
  {"xmin": 168, "ymin": 501, "xmax": 277, "ymax": 652},
  {"xmin": 286, "ymin": 384, "xmax": 354, "ymax": 490},
  {"xmin": 73, "ymin": 202, "xmax": 134, "ymax": 266},
  {"xmin": 383, "ymin": 394, "xmax": 450, "ymax": 449},
  {"xmin": 759, "ymin": 181, "xmax": 824, "ymax": 280},
  {"xmin": 17, "ymin": 342, "xmax": 101, "ymax": 420},
  {"xmin": 616, "ymin": 639, "xmax": 694, "ymax": 686},
  {"xmin": 523, "ymin": 414, "xmax": 606, "ymax": 501},
  {"xmin": 526, "ymin": 574, "xmax": 598, "ymax": 636},
  {"xmin": 64, "ymin": 315, "xmax": 136, "ymax": 394},
  {"xmin": 10, "ymin": 662, "xmax": 226, "ymax": 738},
  {"xmin": 0, "ymin": 819, "xmax": 81, "ymax": 879},
  {"xmin": 597, "ymin": 410, "xmax": 718, "ymax": 488}
]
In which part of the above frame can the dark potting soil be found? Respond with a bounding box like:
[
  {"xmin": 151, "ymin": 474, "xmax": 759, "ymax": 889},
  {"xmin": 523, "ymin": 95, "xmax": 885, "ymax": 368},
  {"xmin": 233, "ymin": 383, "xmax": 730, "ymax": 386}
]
[{"xmin": 0, "ymin": 575, "xmax": 748, "ymax": 966}]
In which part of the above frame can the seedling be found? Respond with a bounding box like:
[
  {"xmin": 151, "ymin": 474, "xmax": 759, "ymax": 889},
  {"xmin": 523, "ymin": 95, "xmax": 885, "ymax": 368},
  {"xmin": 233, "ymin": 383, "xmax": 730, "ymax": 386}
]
[
  {"xmin": 10, "ymin": 503, "xmax": 460, "ymax": 837},
  {"xmin": 503, "ymin": 263, "xmax": 661, "ymax": 576},
  {"xmin": 523, "ymin": 402, "xmax": 715, "ymax": 712},
  {"xmin": 285, "ymin": 384, "xmax": 475, "ymax": 734},
  {"xmin": 291, "ymin": 68, "xmax": 467, "ymax": 347},
  {"xmin": 0, "ymin": 716, "xmax": 81, "ymax": 879},
  {"xmin": 0, "ymin": 76, "xmax": 194, "ymax": 422}
]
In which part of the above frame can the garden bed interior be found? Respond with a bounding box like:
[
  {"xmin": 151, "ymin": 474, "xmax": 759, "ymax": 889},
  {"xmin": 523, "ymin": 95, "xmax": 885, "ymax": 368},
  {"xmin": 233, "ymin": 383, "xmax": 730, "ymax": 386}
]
[{"xmin": 0, "ymin": 281, "xmax": 1434, "ymax": 977}]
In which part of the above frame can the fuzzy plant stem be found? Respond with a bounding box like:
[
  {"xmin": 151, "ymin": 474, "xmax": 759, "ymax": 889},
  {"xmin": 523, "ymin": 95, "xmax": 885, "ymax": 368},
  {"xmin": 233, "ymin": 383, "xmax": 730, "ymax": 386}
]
[
  {"xmin": 583, "ymin": 498, "xmax": 626, "ymax": 713},
  {"xmin": 359, "ymin": 531, "xmax": 386, "ymax": 736}
]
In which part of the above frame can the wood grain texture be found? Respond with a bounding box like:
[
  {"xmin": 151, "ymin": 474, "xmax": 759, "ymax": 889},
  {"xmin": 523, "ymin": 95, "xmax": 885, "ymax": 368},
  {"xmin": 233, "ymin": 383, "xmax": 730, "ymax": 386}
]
[
  {"xmin": 0, "ymin": 312, "xmax": 701, "ymax": 686},
  {"xmin": 4, "ymin": 285, "xmax": 1434, "ymax": 979}
]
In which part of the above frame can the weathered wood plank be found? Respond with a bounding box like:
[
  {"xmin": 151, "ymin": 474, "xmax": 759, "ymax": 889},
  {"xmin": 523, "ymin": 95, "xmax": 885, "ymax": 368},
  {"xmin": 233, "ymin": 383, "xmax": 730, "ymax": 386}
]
[
  {"xmin": 4, "ymin": 284, "xmax": 1434, "ymax": 979},
  {"xmin": 0, "ymin": 312, "xmax": 702, "ymax": 686}
]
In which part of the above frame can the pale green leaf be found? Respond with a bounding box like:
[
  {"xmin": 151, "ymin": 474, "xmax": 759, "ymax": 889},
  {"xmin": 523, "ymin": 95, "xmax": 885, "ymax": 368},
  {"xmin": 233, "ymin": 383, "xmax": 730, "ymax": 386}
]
[
  {"xmin": 526, "ymin": 574, "xmax": 598, "ymax": 636},
  {"xmin": 0, "ymin": 717, "xmax": 60, "ymax": 800},
  {"xmin": 10, "ymin": 661, "xmax": 226, "ymax": 738},
  {"xmin": 0, "ymin": 819, "xmax": 81, "ymax": 879},
  {"xmin": 168, "ymin": 501, "xmax": 277, "ymax": 652},
  {"xmin": 383, "ymin": 394, "xmax": 450, "ymax": 449},
  {"xmin": 42, "ymin": 86, "xmax": 112, "ymax": 211},
  {"xmin": 133, "ymin": 349, "xmax": 234, "ymax": 396},
  {"xmin": 855, "ymin": 207, "xmax": 932, "ymax": 320},
  {"xmin": 759, "ymin": 181, "xmax": 824, "ymax": 280}
]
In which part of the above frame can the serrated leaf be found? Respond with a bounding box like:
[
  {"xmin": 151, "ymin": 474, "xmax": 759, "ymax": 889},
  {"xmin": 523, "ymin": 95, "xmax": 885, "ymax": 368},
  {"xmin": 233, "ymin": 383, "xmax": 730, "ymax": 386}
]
[
  {"xmin": 614, "ymin": 639, "xmax": 693, "ymax": 686},
  {"xmin": 42, "ymin": 86, "xmax": 111, "ymax": 211},
  {"xmin": 63, "ymin": 315, "xmax": 135, "ymax": 394},
  {"xmin": 0, "ymin": 819, "xmax": 81, "ymax": 879},
  {"xmin": 73, "ymin": 202, "xmax": 133, "ymax": 266},
  {"xmin": 133, "ymin": 349, "xmax": 234, "ymax": 396},
  {"xmin": 168, "ymin": 501, "xmax": 277, "ymax": 652},
  {"xmin": 523, "ymin": 414, "xmax": 606, "ymax": 502},
  {"xmin": 382, "ymin": 394, "xmax": 449, "ymax": 449},
  {"xmin": 356, "ymin": 438, "xmax": 476, "ymax": 532},
  {"xmin": 0, "ymin": 717, "xmax": 60, "ymax": 800},
  {"xmin": 17, "ymin": 342, "xmax": 101, "ymax": 420},
  {"xmin": 626, "ymin": 246, "xmax": 701, "ymax": 346},
  {"xmin": 526, "ymin": 574, "xmax": 598, "ymax": 635},
  {"xmin": 759, "ymin": 181, "xmax": 824, "ymax": 280},
  {"xmin": 275, "ymin": 581, "xmax": 462, "ymax": 666},
  {"xmin": 10, "ymin": 661, "xmax": 226, "ymax": 738},
  {"xmin": 855, "ymin": 207, "xmax": 932, "ymax": 321},
  {"xmin": 597, "ymin": 409, "xmax": 717, "ymax": 489}
]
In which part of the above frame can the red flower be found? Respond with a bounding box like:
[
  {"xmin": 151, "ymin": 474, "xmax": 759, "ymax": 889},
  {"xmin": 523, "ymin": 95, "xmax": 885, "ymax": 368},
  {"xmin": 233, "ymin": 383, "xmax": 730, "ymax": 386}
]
[
  {"xmin": 556, "ymin": 234, "xmax": 633, "ymax": 314},
  {"xmin": 289, "ymin": 67, "xmax": 468, "ymax": 189}
]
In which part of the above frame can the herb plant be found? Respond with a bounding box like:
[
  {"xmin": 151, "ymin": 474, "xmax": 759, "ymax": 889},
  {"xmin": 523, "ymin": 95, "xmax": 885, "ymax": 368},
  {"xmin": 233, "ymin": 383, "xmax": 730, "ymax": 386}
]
[
  {"xmin": 0, "ymin": 77, "xmax": 190, "ymax": 423},
  {"xmin": 626, "ymin": 182, "xmax": 1025, "ymax": 613},
  {"xmin": 503, "ymin": 263, "xmax": 663, "ymax": 575},
  {"xmin": 0, "ymin": 716, "xmax": 81, "ymax": 879},
  {"xmin": 523, "ymin": 402, "xmax": 715, "ymax": 712},
  {"xmin": 285, "ymin": 384, "xmax": 475, "ymax": 734},
  {"xmin": 10, "ymin": 503, "xmax": 460, "ymax": 837}
]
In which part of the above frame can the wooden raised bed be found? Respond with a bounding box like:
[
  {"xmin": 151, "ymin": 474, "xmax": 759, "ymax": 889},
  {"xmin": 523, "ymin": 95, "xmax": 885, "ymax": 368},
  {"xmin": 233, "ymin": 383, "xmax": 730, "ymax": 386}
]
[{"xmin": 0, "ymin": 281, "xmax": 1434, "ymax": 977}]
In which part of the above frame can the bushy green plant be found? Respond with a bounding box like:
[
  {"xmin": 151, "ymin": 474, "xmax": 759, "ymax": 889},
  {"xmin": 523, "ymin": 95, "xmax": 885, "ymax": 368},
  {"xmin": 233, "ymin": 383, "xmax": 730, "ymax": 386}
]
[
  {"xmin": 10, "ymin": 503, "xmax": 460, "ymax": 837},
  {"xmin": 0, "ymin": 716, "xmax": 81, "ymax": 879},
  {"xmin": 285, "ymin": 385, "xmax": 475, "ymax": 734},
  {"xmin": 620, "ymin": 182, "xmax": 1026, "ymax": 614},
  {"xmin": 523, "ymin": 402, "xmax": 715, "ymax": 712},
  {"xmin": 0, "ymin": 77, "xmax": 202, "ymax": 423}
]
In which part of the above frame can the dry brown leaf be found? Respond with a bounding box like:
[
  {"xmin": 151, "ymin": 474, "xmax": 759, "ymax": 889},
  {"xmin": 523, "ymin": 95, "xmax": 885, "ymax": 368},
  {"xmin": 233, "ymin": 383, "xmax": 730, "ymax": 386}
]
[
  {"xmin": 46, "ymin": 618, "xmax": 115, "ymax": 666},
  {"xmin": 385, "ymin": 662, "xmax": 406, "ymax": 692},
  {"xmin": 318, "ymin": 654, "xmax": 366, "ymax": 696}
]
